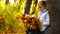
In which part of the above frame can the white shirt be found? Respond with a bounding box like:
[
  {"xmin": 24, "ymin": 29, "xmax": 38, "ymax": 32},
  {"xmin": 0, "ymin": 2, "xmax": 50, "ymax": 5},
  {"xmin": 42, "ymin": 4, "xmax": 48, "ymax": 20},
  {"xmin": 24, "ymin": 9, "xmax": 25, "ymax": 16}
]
[{"xmin": 38, "ymin": 9, "xmax": 50, "ymax": 32}]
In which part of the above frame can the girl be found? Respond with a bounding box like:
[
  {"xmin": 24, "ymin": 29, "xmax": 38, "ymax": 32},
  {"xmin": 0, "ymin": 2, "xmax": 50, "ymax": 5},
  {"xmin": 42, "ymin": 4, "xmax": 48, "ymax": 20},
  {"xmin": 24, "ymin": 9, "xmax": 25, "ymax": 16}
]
[
  {"xmin": 38, "ymin": 1, "xmax": 50, "ymax": 32},
  {"xmin": 26, "ymin": 1, "xmax": 50, "ymax": 34}
]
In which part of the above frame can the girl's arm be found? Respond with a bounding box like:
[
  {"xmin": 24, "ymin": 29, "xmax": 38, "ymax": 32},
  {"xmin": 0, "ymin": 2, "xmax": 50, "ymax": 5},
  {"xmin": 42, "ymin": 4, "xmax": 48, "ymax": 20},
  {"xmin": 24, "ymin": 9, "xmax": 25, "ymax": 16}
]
[{"xmin": 42, "ymin": 13, "xmax": 50, "ymax": 26}]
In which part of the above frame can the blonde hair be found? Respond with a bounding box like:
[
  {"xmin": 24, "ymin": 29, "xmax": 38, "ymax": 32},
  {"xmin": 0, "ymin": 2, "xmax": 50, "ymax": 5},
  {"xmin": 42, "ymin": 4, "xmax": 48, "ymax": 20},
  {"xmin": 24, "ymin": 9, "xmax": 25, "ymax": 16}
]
[{"xmin": 38, "ymin": 1, "xmax": 47, "ymax": 8}]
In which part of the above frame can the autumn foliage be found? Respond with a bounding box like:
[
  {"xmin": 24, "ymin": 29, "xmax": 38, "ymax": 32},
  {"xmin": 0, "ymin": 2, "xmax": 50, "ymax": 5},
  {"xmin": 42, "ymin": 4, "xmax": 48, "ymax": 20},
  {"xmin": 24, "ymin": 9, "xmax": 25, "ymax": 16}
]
[{"xmin": 21, "ymin": 14, "xmax": 43, "ymax": 30}]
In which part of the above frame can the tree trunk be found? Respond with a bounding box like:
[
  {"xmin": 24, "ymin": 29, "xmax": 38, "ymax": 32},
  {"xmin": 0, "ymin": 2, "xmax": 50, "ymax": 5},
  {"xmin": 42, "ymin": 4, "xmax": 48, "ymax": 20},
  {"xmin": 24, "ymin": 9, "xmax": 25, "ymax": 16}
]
[
  {"xmin": 24, "ymin": 0, "xmax": 32, "ymax": 14},
  {"xmin": 43, "ymin": 0, "xmax": 60, "ymax": 34}
]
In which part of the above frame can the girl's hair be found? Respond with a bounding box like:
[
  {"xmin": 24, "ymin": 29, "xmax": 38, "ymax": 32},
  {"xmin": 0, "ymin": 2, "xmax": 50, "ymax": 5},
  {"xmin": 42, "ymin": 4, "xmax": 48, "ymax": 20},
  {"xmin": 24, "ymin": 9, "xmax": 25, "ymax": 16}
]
[{"xmin": 39, "ymin": 1, "xmax": 47, "ymax": 7}]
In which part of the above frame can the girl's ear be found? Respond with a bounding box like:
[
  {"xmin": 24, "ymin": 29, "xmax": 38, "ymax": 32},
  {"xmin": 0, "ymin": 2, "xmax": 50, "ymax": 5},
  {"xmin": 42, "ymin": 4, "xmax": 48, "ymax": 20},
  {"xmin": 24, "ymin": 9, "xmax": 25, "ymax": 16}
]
[{"xmin": 44, "ymin": 5, "xmax": 47, "ymax": 8}]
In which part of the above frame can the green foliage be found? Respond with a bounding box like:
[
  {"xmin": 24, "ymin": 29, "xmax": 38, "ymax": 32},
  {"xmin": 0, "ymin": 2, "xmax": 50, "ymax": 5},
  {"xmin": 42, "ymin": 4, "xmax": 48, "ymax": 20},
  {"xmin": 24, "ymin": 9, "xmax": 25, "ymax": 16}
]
[
  {"xmin": 0, "ymin": 0, "xmax": 26, "ymax": 34},
  {"xmin": 0, "ymin": 0, "xmax": 40, "ymax": 34},
  {"xmin": 30, "ymin": 0, "xmax": 40, "ymax": 17}
]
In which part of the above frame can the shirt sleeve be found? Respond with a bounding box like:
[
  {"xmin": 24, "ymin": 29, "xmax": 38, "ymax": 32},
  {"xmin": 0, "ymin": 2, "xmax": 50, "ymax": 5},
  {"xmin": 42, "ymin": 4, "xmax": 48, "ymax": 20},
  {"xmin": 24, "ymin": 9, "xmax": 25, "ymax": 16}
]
[{"xmin": 42, "ymin": 13, "xmax": 50, "ymax": 26}]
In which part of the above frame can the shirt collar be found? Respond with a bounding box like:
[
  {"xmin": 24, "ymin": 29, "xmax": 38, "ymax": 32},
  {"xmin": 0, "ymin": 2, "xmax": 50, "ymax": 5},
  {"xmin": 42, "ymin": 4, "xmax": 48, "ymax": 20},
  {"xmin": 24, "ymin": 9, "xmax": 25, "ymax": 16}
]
[{"xmin": 41, "ymin": 9, "xmax": 47, "ymax": 13}]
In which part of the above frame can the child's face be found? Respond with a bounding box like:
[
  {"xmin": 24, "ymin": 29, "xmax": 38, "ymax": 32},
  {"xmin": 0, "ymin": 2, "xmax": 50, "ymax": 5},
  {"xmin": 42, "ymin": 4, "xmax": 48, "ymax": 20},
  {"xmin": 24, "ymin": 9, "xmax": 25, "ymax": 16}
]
[{"xmin": 38, "ymin": 4, "xmax": 45, "ymax": 11}]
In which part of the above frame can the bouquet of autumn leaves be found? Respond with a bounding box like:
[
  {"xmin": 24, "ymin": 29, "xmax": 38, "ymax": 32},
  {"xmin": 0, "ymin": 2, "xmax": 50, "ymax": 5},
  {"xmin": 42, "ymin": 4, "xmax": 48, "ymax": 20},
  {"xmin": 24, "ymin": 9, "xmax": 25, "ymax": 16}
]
[{"xmin": 21, "ymin": 14, "xmax": 43, "ymax": 30}]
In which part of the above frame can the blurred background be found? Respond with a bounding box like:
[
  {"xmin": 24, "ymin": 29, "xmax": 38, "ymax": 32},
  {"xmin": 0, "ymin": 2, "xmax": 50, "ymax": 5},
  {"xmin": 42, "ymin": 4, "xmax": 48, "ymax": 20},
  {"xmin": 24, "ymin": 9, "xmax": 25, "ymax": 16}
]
[{"xmin": 0, "ymin": 0, "xmax": 60, "ymax": 34}]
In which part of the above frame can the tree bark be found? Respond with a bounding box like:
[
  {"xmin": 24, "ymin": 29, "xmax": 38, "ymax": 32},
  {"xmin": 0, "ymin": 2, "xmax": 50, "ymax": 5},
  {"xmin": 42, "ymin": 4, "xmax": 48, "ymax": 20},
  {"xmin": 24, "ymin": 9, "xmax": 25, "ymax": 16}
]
[
  {"xmin": 24, "ymin": 0, "xmax": 32, "ymax": 14},
  {"xmin": 43, "ymin": 0, "xmax": 60, "ymax": 34}
]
